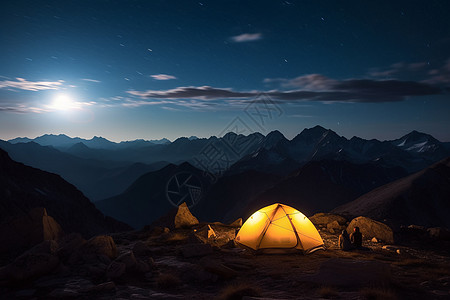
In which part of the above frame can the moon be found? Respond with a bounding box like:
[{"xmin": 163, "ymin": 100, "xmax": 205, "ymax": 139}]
[{"xmin": 51, "ymin": 93, "xmax": 75, "ymax": 111}]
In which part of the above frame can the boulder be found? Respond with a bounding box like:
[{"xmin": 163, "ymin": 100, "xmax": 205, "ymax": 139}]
[
  {"xmin": 174, "ymin": 202, "xmax": 199, "ymax": 229},
  {"xmin": 58, "ymin": 233, "xmax": 86, "ymax": 262},
  {"xmin": 132, "ymin": 241, "xmax": 152, "ymax": 257},
  {"xmin": 106, "ymin": 261, "xmax": 126, "ymax": 279},
  {"xmin": 347, "ymin": 216, "xmax": 394, "ymax": 244},
  {"xmin": 326, "ymin": 220, "xmax": 341, "ymax": 234},
  {"xmin": 80, "ymin": 235, "xmax": 117, "ymax": 260},
  {"xmin": 199, "ymin": 257, "xmax": 237, "ymax": 279},
  {"xmin": 229, "ymin": 218, "xmax": 243, "ymax": 227},
  {"xmin": 0, "ymin": 207, "xmax": 63, "ymax": 261},
  {"xmin": 309, "ymin": 213, "xmax": 347, "ymax": 226},
  {"xmin": 194, "ymin": 224, "xmax": 237, "ymax": 247},
  {"xmin": 427, "ymin": 227, "xmax": 450, "ymax": 240},
  {"xmin": 2, "ymin": 247, "xmax": 60, "ymax": 282},
  {"xmin": 115, "ymin": 251, "xmax": 137, "ymax": 271}
]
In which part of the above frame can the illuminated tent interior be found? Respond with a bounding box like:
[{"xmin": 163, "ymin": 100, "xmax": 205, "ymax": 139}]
[{"xmin": 235, "ymin": 203, "xmax": 325, "ymax": 254}]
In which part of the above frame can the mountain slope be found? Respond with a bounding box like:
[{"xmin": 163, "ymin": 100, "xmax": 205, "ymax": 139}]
[
  {"xmin": 332, "ymin": 157, "xmax": 450, "ymax": 229},
  {"xmin": 0, "ymin": 148, "xmax": 130, "ymax": 238},
  {"xmin": 0, "ymin": 140, "xmax": 169, "ymax": 201},
  {"xmin": 241, "ymin": 160, "xmax": 408, "ymax": 219},
  {"xmin": 96, "ymin": 162, "xmax": 212, "ymax": 229}
]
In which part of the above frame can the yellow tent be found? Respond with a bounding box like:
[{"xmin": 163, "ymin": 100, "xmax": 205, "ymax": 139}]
[{"xmin": 235, "ymin": 203, "xmax": 325, "ymax": 254}]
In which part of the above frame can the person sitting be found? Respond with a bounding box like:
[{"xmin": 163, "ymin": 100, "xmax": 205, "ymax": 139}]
[
  {"xmin": 338, "ymin": 229, "xmax": 352, "ymax": 251},
  {"xmin": 350, "ymin": 226, "xmax": 363, "ymax": 248}
]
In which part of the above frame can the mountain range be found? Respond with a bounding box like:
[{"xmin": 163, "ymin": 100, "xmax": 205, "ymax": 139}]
[
  {"xmin": 1, "ymin": 126, "xmax": 448, "ymax": 203},
  {"xmin": 1, "ymin": 125, "xmax": 449, "ymax": 231}
]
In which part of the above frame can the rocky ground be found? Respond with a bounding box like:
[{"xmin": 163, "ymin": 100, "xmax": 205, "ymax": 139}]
[{"xmin": 1, "ymin": 211, "xmax": 449, "ymax": 300}]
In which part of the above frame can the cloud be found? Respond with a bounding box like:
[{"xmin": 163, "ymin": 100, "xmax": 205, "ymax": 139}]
[
  {"xmin": 81, "ymin": 78, "xmax": 101, "ymax": 83},
  {"xmin": 265, "ymin": 74, "xmax": 338, "ymax": 90},
  {"xmin": 423, "ymin": 58, "xmax": 450, "ymax": 85},
  {"xmin": 369, "ymin": 61, "xmax": 428, "ymax": 78},
  {"xmin": 127, "ymin": 76, "xmax": 442, "ymax": 105},
  {"xmin": 127, "ymin": 86, "xmax": 255, "ymax": 100},
  {"xmin": 150, "ymin": 74, "xmax": 177, "ymax": 80},
  {"xmin": 230, "ymin": 33, "xmax": 262, "ymax": 43},
  {"xmin": 0, "ymin": 77, "xmax": 64, "ymax": 91}
]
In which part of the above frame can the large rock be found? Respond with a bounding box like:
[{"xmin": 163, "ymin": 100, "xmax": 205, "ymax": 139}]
[
  {"xmin": 427, "ymin": 227, "xmax": 450, "ymax": 240},
  {"xmin": 174, "ymin": 202, "xmax": 199, "ymax": 229},
  {"xmin": 79, "ymin": 235, "xmax": 117, "ymax": 260},
  {"xmin": 326, "ymin": 220, "xmax": 341, "ymax": 234},
  {"xmin": 194, "ymin": 224, "xmax": 237, "ymax": 247},
  {"xmin": 309, "ymin": 213, "xmax": 347, "ymax": 226},
  {"xmin": 0, "ymin": 241, "xmax": 60, "ymax": 282},
  {"xmin": 347, "ymin": 216, "xmax": 394, "ymax": 243},
  {"xmin": 0, "ymin": 207, "xmax": 63, "ymax": 262}
]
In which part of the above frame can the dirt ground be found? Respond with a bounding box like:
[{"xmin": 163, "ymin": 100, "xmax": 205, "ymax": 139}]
[{"xmin": 1, "ymin": 226, "xmax": 449, "ymax": 300}]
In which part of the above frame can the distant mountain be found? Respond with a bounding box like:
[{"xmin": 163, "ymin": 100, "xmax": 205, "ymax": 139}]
[
  {"xmin": 0, "ymin": 140, "xmax": 169, "ymax": 201},
  {"xmin": 230, "ymin": 126, "xmax": 449, "ymax": 174},
  {"xmin": 194, "ymin": 170, "xmax": 281, "ymax": 223},
  {"xmin": 7, "ymin": 134, "xmax": 166, "ymax": 150},
  {"xmin": 332, "ymin": 157, "xmax": 450, "ymax": 229},
  {"xmin": 227, "ymin": 147, "xmax": 301, "ymax": 176},
  {"xmin": 7, "ymin": 127, "xmax": 448, "ymax": 174},
  {"xmin": 239, "ymin": 160, "xmax": 408, "ymax": 219},
  {"xmin": 96, "ymin": 162, "xmax": 212, "ymax": 229},
  {"xmin": 0, "ymin": 148, "xmax": 130, "ymax": 237},
  {"xmin": 390, "ymin": 130, "xmax": 449, "ymax": 161},
  {"xmin": 85, "ymin": 161, "xmax": 170, "ymax": 201}
]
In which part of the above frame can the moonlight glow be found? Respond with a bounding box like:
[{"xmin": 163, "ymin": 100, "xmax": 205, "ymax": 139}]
[{"xmin": 51, "ymin": 93, "xmax": 75, "ymax": 111}]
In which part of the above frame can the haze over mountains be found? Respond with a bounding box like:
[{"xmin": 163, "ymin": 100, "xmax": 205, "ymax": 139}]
[{"xmin": 1, "ymin": 125, "xmax": 449, "ymax": 230}]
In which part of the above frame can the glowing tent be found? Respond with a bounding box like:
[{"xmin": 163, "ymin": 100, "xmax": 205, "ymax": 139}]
[{"xmin": 235, "ymin": 203, "xmax": 325, "ymax": 254}]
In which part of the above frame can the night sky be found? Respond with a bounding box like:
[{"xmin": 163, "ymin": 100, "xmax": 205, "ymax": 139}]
[{"xmin": 1, "ymin": 0, "xmax": 449, "ymax": 142}]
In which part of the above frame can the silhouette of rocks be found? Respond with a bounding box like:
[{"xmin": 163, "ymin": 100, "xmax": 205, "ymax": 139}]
[
  {"xmin": 0, "ymin": 207, "xmax": 63, "ymax": 262},
  {"xmin": 310, "ymin": 213, "xmax": 347, "ymax": 226},
  {"xmin": 0, "ymin": 240, "xmax": 60, "ymax": 282},
  {"xmin": 78, "ymin": 235, "xmax": 117, "ymax": 261}
]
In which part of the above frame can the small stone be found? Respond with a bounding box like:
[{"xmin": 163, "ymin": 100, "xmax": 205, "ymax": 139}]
[
  {"xmin": 431, "ymin": 290, "xmax": 449, "ymax": 296},
  {"xmin": 49, "ymin": 288, "xmax": 79, "ymax": 298},
  {"xmin": 81, "ymin": 281, "xmax": 116, "ymax": 293},
  {"xmin": 396, "ymin": 249, "xmax": 401, "ymax": 254},
  {"xmin": 15, "ymin": 289, "xmax": 36, "ymax": 297},
  {"xmin": 106, "ymin": 261, "xmax": 126, "ymax": 279},
  {"xmin": 229, "ymin": 218, "xmax": 243, "ymax": 227},
  {"xmin": 371, "ymin": 237, "xmax": 378, "ymax": 243},
  {"xmin": 115, "ymin": 251, "xmax": 137, "ymax": 271},
  {"xmin": 180, "ymin": 243, "xmax": 213, "ymax": 258},
  {"xmin": 132, "ymin": 242, "xmax": 151, "ymax": 257}
]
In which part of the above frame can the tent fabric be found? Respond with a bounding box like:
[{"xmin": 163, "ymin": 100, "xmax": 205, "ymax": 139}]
[{"xmin": 235, "ymin": 203, "xmax": 325, "ymax": 254}]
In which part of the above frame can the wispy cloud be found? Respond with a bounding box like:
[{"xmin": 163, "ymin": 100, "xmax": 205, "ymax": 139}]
[
  {"xmin": 127, "ymin": 86, "xmax": 255, "ymax": 100},
  {"xmin": 423, "ymin": 58, "xmax": 450, "ymax": 85},
  {"xmin": 150, "ymin": 74, "xmax": 177, "ymax": 80},
  {"xmin": 0, "ymin": 77, "xmax": 64, "ymax": 91},
  {"xmin": 369, "ymin": 61, "xmax": 429, "ymax": 78},
  {"xmin": 81, "ymin": 78, "xmax": 101, "ymax": 83},
  {"xmin": 230, "ymin": 33, "xmax": 263, "ymax": 43}
]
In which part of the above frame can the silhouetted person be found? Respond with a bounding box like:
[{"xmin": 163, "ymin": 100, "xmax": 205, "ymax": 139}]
[
  {"xmin": 350, "ymin": 226, "xmax": 363, "ymax": 248},
  {"xmin": 338, "ymin": 229, "xmax": 352, "ymax": 251}
]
